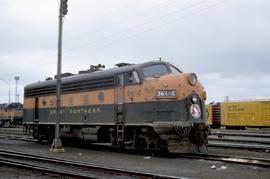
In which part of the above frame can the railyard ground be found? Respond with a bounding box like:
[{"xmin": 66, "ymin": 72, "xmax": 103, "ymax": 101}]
[{"xmin": 0, "ymin": 136, "xmax": 269, "ymax": 179}]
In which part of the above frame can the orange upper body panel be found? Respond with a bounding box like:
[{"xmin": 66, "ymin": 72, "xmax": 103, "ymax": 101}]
[
  {"xmin": 124, "ymin": 73, "xmax": 206, "ymax": 103},
  {"xmin": 24, "ymin": 73, "xmax": 206, "ymax": 109}
]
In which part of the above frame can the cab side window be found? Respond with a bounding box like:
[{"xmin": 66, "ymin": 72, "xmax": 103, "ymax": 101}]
[
  {"xmin": 125, "ymin": 71, "xmax": 140, "ymax": 85},
  {"xmin": 116, "ymin": 74, "xmax": 124, "ymax": 86}
]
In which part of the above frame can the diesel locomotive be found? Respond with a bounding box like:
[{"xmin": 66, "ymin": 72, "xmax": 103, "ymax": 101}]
[
  {"xmin": 0, "ymin": 102, "xmax": 23, "ymax": 127},
  {"xmin": 23, "ymin": 60, "xmax": 208, "ymax": 153}
]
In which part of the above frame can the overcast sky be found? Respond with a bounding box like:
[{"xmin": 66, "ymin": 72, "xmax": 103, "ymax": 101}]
[{"xmin": 0, "ymin": 0, "xmax": 269, "ymax": 104}]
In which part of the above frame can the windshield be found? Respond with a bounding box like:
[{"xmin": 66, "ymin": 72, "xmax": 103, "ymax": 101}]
[
  {"xmin": 169, "ymin": 64, "xmax": 182, "ymax": 74},
  {"xmin": 143, "ymin": 64, "xmax": 169, "ymax": 78}
]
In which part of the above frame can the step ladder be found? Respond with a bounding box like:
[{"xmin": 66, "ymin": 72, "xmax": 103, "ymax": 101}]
[{"xmin": 116, "ymin": 114, "xmax": 125, "ymax": 145}]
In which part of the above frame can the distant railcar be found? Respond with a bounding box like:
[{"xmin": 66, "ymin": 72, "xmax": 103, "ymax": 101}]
[
  {"xmin": 23, "ymin": 60, "xmax": 208, "ymax": 153},
  {"xmin": 205, "ymin": 104, "xmax": 212, "ymax": 126},
  {"xmin": 220, "ymin": 100, "xmax": 270, "ymax": 128},
  {"xmin": 0, "ymin": 103, "xmax": 23, "ymax": 127},
  {"xmin": 206, "ymin": 103, "xmax": 221, "ymax": 128},
  {"xmin": 206, "ymin": 100, "xmax": 270, "ymax": 129},
  {"xmin": 212, "ymin": 103, "xmax": 221, "ymax": 128}
]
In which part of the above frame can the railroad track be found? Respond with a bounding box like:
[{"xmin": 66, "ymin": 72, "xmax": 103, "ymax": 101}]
[
  {"xmin": 0, "ymin": 148, "xmax": 269, "ymax": 179},
  {"xmin": 208, "ymin": 135, "xmax": 270, "ymax": 144},
  {"xmin": 208, "ymin": 133, "xmax": 270, "ymax": 151},
  {"xmin": 208, "ymin": 141, "xmax": 270, "ymax": 151},
  {"xmin": 0, "ymin": 134, "xmax": 36, "ymax": 142},
  {"xmin": 0, "ymin": 149, "xmax": 182, "ymax": 179},
  {"xmin": 1, "ymin": 133, "xmax": 270, "ymax": 153},
  {"xmin": 0, "ymin": 136, "xmax": 269, "ymax": 177},
  {"xmin": 1, "ymin": 127, "xmax": 270, "ymax": 152},
  {"xmin": 0, "ymin": 127, "xmax": 23, "ymax": 135},
  {"xmin": 178, "ymin": 153, "xmax": 270, "ymax": 168},
  {"xmin": 210, "ymin": 131, "xmax": 270, "ymax": 138}
]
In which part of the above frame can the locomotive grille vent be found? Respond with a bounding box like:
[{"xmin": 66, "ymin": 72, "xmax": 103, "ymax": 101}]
[
  {"xmin": 25, "ymin": 77, "xmax": 115, "ymax": 97},
  {"xmin": 174, "ymin": 126, "xmax": 191, "ymax": 138}
]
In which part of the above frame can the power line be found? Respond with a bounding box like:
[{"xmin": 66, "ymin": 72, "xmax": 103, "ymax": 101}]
[
  {"xmin": 3, "ymin": 0, "xmax": 171, "ymax": 62},
  {"xmin": 67, "ymin": 0, "xmax": 168, "ymax": 41},
  {"xmin": 65, "ymin": 0, "xmax": 210, "ymax": 54},
  {"xmin": 66, "ymin": 0, "xmax": 180, "ymax": 48},
  {"xmin": 0, "ymin": 0, "xmax": 210, "ymax": 68},
  {"xmin": 99, "ymin": 0, "xmax": 229, "ymax": 49},
  {"xmin": 1, "ymin": 0, "xmax": 228, "ymax": 77}
]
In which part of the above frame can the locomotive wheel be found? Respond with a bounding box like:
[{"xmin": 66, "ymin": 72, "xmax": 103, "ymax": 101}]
[
  {"xmin": 136, "ymin": 137, "xmax": 147, "ymax": 151},
  {"xmin": 37, "ymin": 135, "xmax": 44, "ymax": 143},
  {"xmin": 46, "ymin": 132, "xmax": 54, "ymax": 143}
]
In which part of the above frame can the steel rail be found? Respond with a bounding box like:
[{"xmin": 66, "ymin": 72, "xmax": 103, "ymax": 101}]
[
  {"xmin": 210, "ymin": 131, "xmax": 270, "ymax": 138},
  {"xmin": 208, "ymin": 136, "xmax": 270, "ymax": 144},
  {"xmin": 178, "ymin": 153, "xmax": 270, "ymax": 168},
  {"xmin": 0, "ymin": 158, "xmax": 99, "ymax": 179},
  {"xmin": 0, "ymin": 134, "xmax": 36, "ymax": 142},
  {"xmin": 1, "ymin": 133, "xmax": 270, "ymax": 153},
  {"xmin": 208, "ymin": 141, "xmax": 270, "ymax": 151},
  {"xmin": 0, "ymin": 149, "xmax": 183, "ymax": 179}
]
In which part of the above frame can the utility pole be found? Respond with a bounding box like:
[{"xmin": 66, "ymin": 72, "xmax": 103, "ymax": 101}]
[
  {"xmin": 0, "ymin": 77, "xmax": 10, "ymax": 104},
  {"xmin": 14, "ymin": 76, "xmax": 20, "ymax": 103},
  {"xmin": 50, "ymin": 0, "xmax": 68, "ymax": 153},
  {"xmin": 8, "ymin": 78, "xmax": 10, "ymax": 104}
]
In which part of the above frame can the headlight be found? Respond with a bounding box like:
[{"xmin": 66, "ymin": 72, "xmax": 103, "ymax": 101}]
[
  {"xmin": 188, "ymin": 73, "xmax": 197, "ymax": 86},
  {"xmin": 191, "ymin": 95, "xmax": 198, "ymax": 103}
]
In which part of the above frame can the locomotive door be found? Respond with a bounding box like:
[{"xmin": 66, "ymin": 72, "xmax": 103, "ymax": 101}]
[
  {"xmin": 33, "ymin": 97, "xmax": 39, "ymax": 139},
  {"xmin": 34, "ymin": 97, "xmax": 39, "ymax": 121},
  {"xmin": 262, "ymin": 102, "xmax": 270, "ymax": 125},
  {"xmin": 114, "ymin": 73, "xmax": 125, "ymax": 144}
]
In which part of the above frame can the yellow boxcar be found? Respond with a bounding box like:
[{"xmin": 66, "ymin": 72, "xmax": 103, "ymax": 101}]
[
  {"xmin": 0, "ymin": 109, "xmax": 5, "ymax": 119},
  {"xmin": 205, "ymin": 104, "xmax": 213, "ymax": 125},
  {"xmin": 221, "ymin": 100, "xmax": 270, "ymax": 127}
]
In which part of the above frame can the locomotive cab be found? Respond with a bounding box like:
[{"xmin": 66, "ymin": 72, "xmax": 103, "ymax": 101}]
[{"xmin": 137, "ymin": 61, "xmax": 208, "ymax": 152}]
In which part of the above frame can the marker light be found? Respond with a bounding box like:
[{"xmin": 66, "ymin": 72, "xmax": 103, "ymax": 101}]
[{"xmin": 188, "ymin": 73, "xmax": 197, "ymax": 86}]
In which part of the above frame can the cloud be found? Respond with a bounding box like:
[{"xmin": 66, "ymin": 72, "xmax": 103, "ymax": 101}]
[
  {"xmin": 202, "ymin": 72, "xmax": 270, "ymax": 103},
  {"xmin": 3, "ymin": 0, "xmax": 57, "ymax": 26},
  {"xmin": 0, "ymin": 0, "xmax": 269, "ymax": 104}
]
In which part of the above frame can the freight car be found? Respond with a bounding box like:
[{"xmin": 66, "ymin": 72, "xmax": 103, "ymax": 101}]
[
  {"xmin": 0, "ymin": 102, "xmax": 23, "ymax": 127},
  {"xmin": 206, "ymin": 103, "xmax": 221, "ymax": 128},
  {"xmin": 206, "ymin": 100, "xmax": 270, "ymax": 129},
  {"xmin": 205, "ymin": 104, "xmax": 212, "ymax": 126},
  {"xmin": 23, "ymin": 60, "xmax": 208, "ymax": 153}
]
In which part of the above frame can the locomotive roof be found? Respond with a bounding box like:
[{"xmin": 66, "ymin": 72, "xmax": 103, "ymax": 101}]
[
  {"xmin": 0, "ymin": 103, "xmax": 8, "ymax": 109},
  {"xmin": 24, "ymin": 60, "xmax": 168, "ymax": 91},
  {"xmin": 0, "ymin": 102, "xmax": 23, "ymax": 109}
]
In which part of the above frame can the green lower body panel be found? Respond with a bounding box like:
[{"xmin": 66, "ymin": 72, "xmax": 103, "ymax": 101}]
[{"xmin": 23, "ymin": 100, "xmax": 205, "ymax": 124}]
